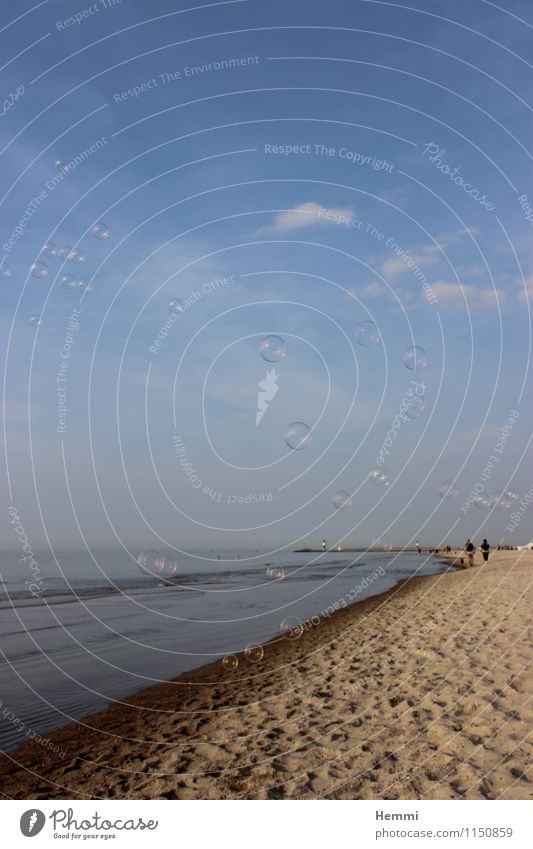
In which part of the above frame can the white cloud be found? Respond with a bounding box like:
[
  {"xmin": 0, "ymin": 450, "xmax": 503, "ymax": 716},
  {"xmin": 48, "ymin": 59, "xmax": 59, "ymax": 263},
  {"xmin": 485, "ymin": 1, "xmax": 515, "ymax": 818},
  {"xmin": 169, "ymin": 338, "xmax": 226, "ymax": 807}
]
[
  {"xmin": 436, "ymin": 226, "xmax": 480, "ymax": 246},
  {"xmin": 456, "ymin": 265, "xmax": 487, "ymax": 279},
  {"xmin": 395, "ymin": 287, "xmax": 415, "ymax": 303},
  {"xmin": 359, "ymin": 281, "xmax": 389, "ymax": 298},
  {"xmin": 517, "ymin": 275, "xmax": 533, "ymax": 303},
  {"xmin": 261, "ymin": 202, "xmax": 356, "ymax": 233},
  {"xmin": 380, "ymin": 246, "xmax": 439, "ymax": 279},
  {"xmin": 427, "ymin": 282, "xmax": 505, "ymax": 309},
  {"xmin": 347, "ymin": 281, "xmax": 419, "ymax": 306},
  {"xmin": 346, "ymin": 281, "xmax": 388, "ymax": 300}
]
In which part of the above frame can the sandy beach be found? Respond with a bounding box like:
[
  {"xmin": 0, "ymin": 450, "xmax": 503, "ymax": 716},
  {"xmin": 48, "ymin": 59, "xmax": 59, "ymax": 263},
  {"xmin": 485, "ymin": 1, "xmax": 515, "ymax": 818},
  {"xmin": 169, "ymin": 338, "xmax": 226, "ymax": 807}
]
[{"xmin": 1, "ymin": 550, "xmax": 531, "ymax": 800}]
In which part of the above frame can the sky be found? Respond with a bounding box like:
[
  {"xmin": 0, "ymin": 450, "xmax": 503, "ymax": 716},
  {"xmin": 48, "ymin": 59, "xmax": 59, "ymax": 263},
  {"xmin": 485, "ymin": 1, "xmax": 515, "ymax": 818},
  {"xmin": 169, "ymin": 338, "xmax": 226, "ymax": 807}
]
[{"xmin": 1, "ymin": 0, "xmax": 532, "ymax": 551}]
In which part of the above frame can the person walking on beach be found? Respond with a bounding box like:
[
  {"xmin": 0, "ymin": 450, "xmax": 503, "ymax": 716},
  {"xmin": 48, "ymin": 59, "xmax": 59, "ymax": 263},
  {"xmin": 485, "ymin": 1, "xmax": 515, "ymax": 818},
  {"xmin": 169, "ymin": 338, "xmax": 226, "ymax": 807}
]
[
  {"xmin": 464, "ymin": 538, "xmax": 475, "ymax": 567},
  {"xmin": 480, "ymin": 538, "xmax": 490, "ymax": 562},
  {"xmin": 416, "ymin": 540, "xmax": 421, "ymax": 554}
]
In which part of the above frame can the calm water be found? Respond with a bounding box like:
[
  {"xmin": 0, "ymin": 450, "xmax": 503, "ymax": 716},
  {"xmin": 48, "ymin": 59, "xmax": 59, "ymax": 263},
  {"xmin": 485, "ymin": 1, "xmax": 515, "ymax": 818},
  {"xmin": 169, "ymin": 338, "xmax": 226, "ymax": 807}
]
[{"xmin": 0, "ymin": 548, "xmax": 449, "ymax": 752}]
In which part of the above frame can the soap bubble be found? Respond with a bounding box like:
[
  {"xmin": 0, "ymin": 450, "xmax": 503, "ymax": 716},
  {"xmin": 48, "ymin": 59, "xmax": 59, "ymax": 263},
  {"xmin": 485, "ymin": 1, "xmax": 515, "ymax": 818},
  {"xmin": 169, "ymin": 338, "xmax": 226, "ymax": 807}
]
[
  {"xmin": 92, "ymin": 222, "xmax": 109, "ymax": 240},
  {"xmin": 70, "ymin": 248, "xmax": 86, "ymax": 264},
  {"xmin": 244, "ymin": 644, "xmax": 264, "ymax": 663},
  {"xmin": 168, "ymin": 298, "xmax": 184, "ymax": 314},
  {"xmin": 42, "ymin": 241, "xmax": 58, "ymax": 258},
  {"xmin": 333, "ymin": 490, "xmax": 352, "ymax": 510},
  {"xmin": 59, "ymin": 245, "xmax": 75, "ymax": 261},
  {"xmin": 266, "ymin": 566, "xmax": 284, "ymax": 581},
  {"xmin": 355, "ymin": 320, "xmax": 380, "ymax": 347},
  {"xmin": 137, "ymin": 549, "xmax": 165, "ymax": 576},
  {"xmin": 260, "ymin": 334, "xmax": 286, "ymax": 363},
  {"xmin": 30, "ymin": 261, "xmax": 48, "ymax": 279},
  {"xmin": 404, "ymin": 346, "xmax": 428, "ymax": 371},
  {"xmin": 29, "ymin": 315, "xmax": 42, "ymax": 328},
  {"xmin": 77, "ymin": 278, "xmax": 93, "ymax": 294},
  {"xmin": 60, "ymin": 274, "xmax": 77, "ymax": 290},
  {"xmin": 61, "ymin": 245, "xmax": 86, "ymax": 264},
  {"xmin": 280, "ymin": 617, "xmax": 304, "ymax": 640},
  {"xmin": 222, "ymin": 655, "xmax": 239, "ymax": 670},
  {"xmin": 161, "ymin": 557, "xmax": 178, "ymax": 576},
  {"xmin": 369, "ymin": 469, "xmax": 391, "ymax": 489},
  {"xmin": 504, "ymin": 489, "xmax": 519, "ymax": 503},
  {"xmin": 405, "ymin": 394, "xmax": 426, "ymax": 419},
  {"xmin": 473, "ymin": 494, "xmax": 490, "ymax": 509},
  {"xmin": 0, "ymin": 259, "xmax": 12, "ymax": 279},
  {"xmin": 284, "ymin": 421, "xmax": 312, "ymax": 450},
  {"xmin": 489, "ymin": 491, "xmax": 513, "ymax": 511},
  {"xmin": 438, "ymin": 481, "xmax": 459, "ymax": 500}
]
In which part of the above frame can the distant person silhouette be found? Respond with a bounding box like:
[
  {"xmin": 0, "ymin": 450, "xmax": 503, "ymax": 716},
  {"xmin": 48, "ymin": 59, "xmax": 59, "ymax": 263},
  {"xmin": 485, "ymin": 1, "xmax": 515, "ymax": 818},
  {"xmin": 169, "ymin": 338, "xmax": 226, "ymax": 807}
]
[
  {"xmin": 416, "ymin": 540, "xmax": 421, "ymax": 554},
  {"xmin": 480, "ymin": 539, "xmax": 490, "ymax": 562},
  {"xmin": 464, "ymin": 538, "xmax": 475, "ymax": 567}
]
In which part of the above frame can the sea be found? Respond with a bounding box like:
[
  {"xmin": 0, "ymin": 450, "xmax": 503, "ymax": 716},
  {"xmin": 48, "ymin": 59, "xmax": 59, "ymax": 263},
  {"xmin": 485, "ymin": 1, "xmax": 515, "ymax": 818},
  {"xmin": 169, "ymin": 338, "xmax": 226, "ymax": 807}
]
[{"xmin": 0, "ymin": 547, "xmax": 450, "ymax": 753}]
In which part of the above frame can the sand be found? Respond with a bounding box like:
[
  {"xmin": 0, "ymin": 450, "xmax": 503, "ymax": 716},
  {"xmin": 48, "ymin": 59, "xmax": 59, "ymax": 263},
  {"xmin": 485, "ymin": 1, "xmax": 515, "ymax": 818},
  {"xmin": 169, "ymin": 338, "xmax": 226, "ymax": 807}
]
[{"xmin": 1, "ymin": 550, "xmax": 531, "ymax": 800}]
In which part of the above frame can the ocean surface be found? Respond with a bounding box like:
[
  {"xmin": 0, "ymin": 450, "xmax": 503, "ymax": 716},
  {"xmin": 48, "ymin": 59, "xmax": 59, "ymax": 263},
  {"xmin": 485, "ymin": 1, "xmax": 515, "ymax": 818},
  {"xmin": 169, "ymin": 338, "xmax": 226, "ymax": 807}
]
[{"xmin": 0, "ymin": 548, "xmax": 450, "ymax": 753}]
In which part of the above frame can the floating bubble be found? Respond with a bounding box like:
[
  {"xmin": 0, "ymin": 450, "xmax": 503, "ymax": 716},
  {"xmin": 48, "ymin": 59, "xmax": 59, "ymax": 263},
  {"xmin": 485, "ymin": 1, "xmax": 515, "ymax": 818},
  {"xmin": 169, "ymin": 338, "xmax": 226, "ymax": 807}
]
[
  {"xmin": 59, "ymin": 245, "xmax": 75, "ymax": 261},
  {"xmin": 168, "ymin": 298, "xmax": 184, "ymax": 314},
  {"xmin": 77, "ymin": 278, "xmax": 93, "ymax": 294},
  {"xmin": 473, "ymin": 494, "xmax": 490, "ymax": 509},
  {"xmin": 92, "ymin": 222, "xmax": 109, "ymax": 240},
  {"xmin": 369, "ymin": 469, "xmax": 391, "ymax": 489},
  {"xmin": 266, "ymin": 566, "xmax": 284, "ymax": 581},
  {"xmin": 333, "ymin": 490, "xmax": 352, "ymax": 510},
  {"xmin": 355, "ymin": 320, "xmax": 380, "ymax": 347},
  {"xmin": 70, "ymin": 247, "xmax": 86, "ymax": 264},
  {"xmin": 405, "ymin": 394, "xmax": 426, "ymax": 419},
  {"xmin": 284, "ymin": 421, "xmax": 312, "ymax": 450},
  {"xmin": 162, "ymin": 557, "xmax": 178, "ymax": 576},
  {"xmin": 280, "ymin": 617, "xmax": 304, "ymax": 640},
  {"xmin": 260, "ymin": 334, "xmax": 286, "ymax": 363},
  {"xmin": 0, "ymin": 259, "xmax": 12, "ymax": 279},
  {"xmin": 244, "ymin": 644, "xmax": 264, "ymax": 663},
  {"xmin": 438, "ymin": 481, "xmax": 459, "ymax": 500},
  {"xmin": 42, "ymin": 241, "xmax": 58, "ymax": 258},
  {"xmin": 404, "ymin": 345, "xmax": 428, "ymax": 371},
  {"xmin": 137, "ymin": 549, "xmax": 165, "ymax": 576},
  {"xmin": 29, "ymin": 315, "xmax": 42, "ymax": 328},
  {"xmin": 30, "ymin": 260, "xmax": 48, "ymax": 279},
  {"xmin": 489, "ymin": 491, "xmax": 513, "ymax": 511},
  {"xmin": 504, "ymin": 489, "xmax": 519, "ymax": 503},
  {"xmin": 222, "ymin": 655, "xmax": 239, "ymax": 670},
  {"xmin": 60, "ymin": 274, "xmax": 77, "ymax": 290}
]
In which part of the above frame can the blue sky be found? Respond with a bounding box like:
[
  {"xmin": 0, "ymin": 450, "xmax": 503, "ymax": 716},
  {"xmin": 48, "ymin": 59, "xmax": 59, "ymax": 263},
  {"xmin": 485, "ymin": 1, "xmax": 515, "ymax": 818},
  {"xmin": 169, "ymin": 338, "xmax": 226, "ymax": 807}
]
[{"xmin": 1, "ymin": 0, "xmax": 532, "ymax": 550}]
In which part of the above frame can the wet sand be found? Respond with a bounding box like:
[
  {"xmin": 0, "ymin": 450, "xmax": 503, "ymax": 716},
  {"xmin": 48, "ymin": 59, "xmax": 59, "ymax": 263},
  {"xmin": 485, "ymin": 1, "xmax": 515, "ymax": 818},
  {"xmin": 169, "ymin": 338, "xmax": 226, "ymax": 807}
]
[{"xmin": 1, "ymin": 550, "xmax": 531, "ymax": 800}]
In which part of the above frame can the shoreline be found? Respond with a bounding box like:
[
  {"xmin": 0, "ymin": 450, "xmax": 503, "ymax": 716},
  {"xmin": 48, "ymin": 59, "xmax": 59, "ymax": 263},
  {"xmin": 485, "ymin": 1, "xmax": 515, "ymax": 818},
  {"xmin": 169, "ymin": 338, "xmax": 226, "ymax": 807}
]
[
  {"xmin": 1, "ymin": 551, "xmax": 531, "ymax": 800},
  {"xmin": 0, "ymin": 555, "xmax": 440, "ymax": 756},
  {"xmin": 1, "ymin": 573, "xmax": 426, "ymax": 755}
]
